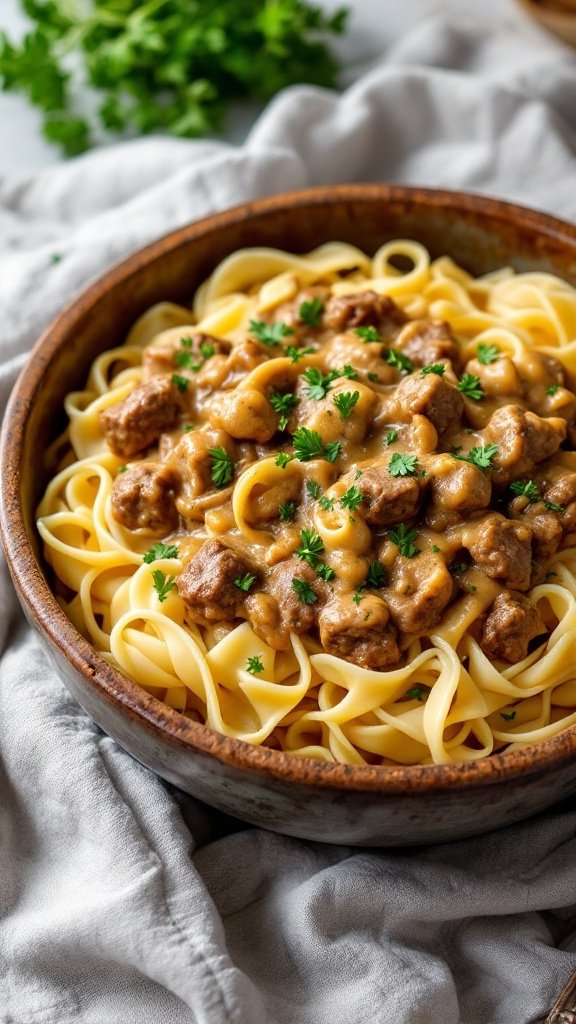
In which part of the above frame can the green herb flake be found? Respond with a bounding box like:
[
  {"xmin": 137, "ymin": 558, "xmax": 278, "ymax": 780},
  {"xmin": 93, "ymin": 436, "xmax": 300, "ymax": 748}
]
[
  {"xmin": 171, "ymin": 373, "xmax": 189, "ymax": 392},
  {"xmin": 174, "ymin": 350, "xmax": 202, "ymax": 371},
  {"xmin": 293, "ymin": 427, "xmax": 325, "ymax": 462},
  {"xmin": 333, "ymin": 390, "xmax": 360, "ymax": 420},
  {"xmin": 275, "ymin": 452, "xmax": 294, "ymax": 469},
  {"xmin": 388, "ymin": 453, "xmax": 419, "ymax": 478},
  {"xmin": 324, "ymin": 440, "xmax": 342, "ymax": 463},
  {"xmin": 455, "ymin": 443, "xmax": 499, "ymax": 470},
  {"xmin": 340, "ymin": 485, "xmax": 363, "ymax": 512},
  {"xmin": 457, "ymin": 372, "xmax": 484, "ymax": 400},
  {"xmin": 234, "ymin": 573, "xmax": 256, "ymax": 592},
  {"xmin": 151, "ymin": 569, "xmax": 176, "ymax": 604},
  {"xmin": 302, "ymin": 366, "xmax": 339, "ymax": 401},
  {"xmin": 319, "ymin": 495, "xmax": 335, "ymax": 511},
  {"xmin": 545, "ymin": 500, "xmax": 565, "ymax": 515},
  {"xmin": 406, "ymin": 686, "xmax": 425, "ymax": 701},
  {"xmin": 451, "ymin": 562, "xmax": 468, "ymax": 574},
  {"xmin": 546, "ymin": 384, "xmax": 559, "ymax": 396},
  {"xmin": 299, "ymin": 297, "xmax": 324, "ymax": 328},
  {"xmin": 296, "ymin": 529, "xmax": 324, "ymax": 567},
  {"xmin": 477, "ymin": 343, "xmax": 500, "ymax": 365},
  {"xmin": 183, "ymin": 424, "xmax": 195, "ymax": 432},
  {"xmin": 118, "ymin": 465, "xmax": 128, "ymax": 473},
  {"xmin": 386, "ymin": 348, "xmax": 414, "ymax": 374},
  {"xmin": 250, "ymin": 319, "xmax": 294, "ymax": 347},
  {"xmin": 278, "ymin": 500, "xmax": 297, "ymax": 521},
  {"xmin": 389, "ymin": 523, "xmax": 420, "ymax": 559},
  {"xmin": 340, "ymin": 364, "xmax": 359, "ymax": 380},
  {"xmin": 270, "ymin": 390, "xmax": 300, "ymax": 430},
  {"xmin": 246, "ymin": 655, "xmax": 264, "ymax": 675},
  {"xmin": 365, "ymin": 560, "xmax": 386, "ymax": 588},
  {"xmin": 209, "ymin": 447, "xmax": 234, "ymax": 488},
  {"xmin": 352, "ymin": 592, "xmax": 363, "ymax": 605},
  {"xmin": 385, "ymin": 430, "xmax": 399, "ymax": 447},
  {"xmin": 143, "ymin": 543, "xmax": 179, "ymax": 564},
  {"xmin": 510, "ymin": 479, "xmax": 540, "ymax": 502},
  {"xmin": 50, "ymin": 252, "xmax": 63, "ymax": 265},
  {"xmin": 421, "ymin": 363, "xmax": 445, "ymax": 377},
  {"xmin": 305, "ymin": 480, "xmax": 322, "ymax": 500},
  {"xmin": 368, "ymin": 372, "xmax": 380, "ymax": 383},
  {"xmin": 355, "ymin": 326, "xmax": 381, "ymax": 343},
  {"xmin": 432, "ymin": 544, "xmax": 441, "ymax": 554},
  {"xmin": 199, "ymin": 340, "xmax": 215, "ymax": 360},
  {"xmin": 292, "ymin": 577, "xmax": 318, "ymax": 605},
  {"xmin": 315, "ymin": 562, "xmax": 335, "ymax": 581},
  {"xmin": 284, "ymin": 345, "xmax": 316, "ymax": 363},
  {"xmin": 500, "ymin": 710, "xmax": 517, "ymax": 721}
]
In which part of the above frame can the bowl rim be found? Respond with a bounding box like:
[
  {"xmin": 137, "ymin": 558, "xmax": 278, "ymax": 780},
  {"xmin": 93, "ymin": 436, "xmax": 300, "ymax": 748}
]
[{"xmin": 3, "ymin": 182, "xmax": 576, "ymax": 796}]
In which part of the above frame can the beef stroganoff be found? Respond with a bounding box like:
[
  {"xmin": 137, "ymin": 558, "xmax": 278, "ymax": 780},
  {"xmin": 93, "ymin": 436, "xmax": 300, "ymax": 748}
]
[{"xmin": 37, "ymin": 240, "xmax": 576, "ymax": 765}]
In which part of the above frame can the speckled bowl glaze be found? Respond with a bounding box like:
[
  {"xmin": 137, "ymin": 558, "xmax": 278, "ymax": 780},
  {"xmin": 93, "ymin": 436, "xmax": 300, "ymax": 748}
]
[{"xmin": 3, "ymin": 186, "xmax": 576, "ymax": 846}]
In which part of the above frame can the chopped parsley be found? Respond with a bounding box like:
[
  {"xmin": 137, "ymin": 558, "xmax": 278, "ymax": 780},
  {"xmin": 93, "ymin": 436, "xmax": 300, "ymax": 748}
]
[
  {"xmin": 386, "ymin": 348, "xmax": 413, "ymax": 374},
  {"xmin": 432, "ymin": 544, "xmax": 441, "ymax": 554},
  {"xmin": 299, "ymin": 297, "xmax": 324, "ymax": 328},
  {"xmin": 389, "ymin": 523, "xmax": 420, "ymax": 559},
  {"xmin": 457, "ymin": 373, "xmax": 484, "ymax": 400},
  {"xmin": 292, "ymin": 577, "xmax": 318, "ymax": 605},
  {"xmin": 305, "ymin": 480, "xmax": 322, "ymax": 500},
  {"xmin": 183, "ymin": 424, "xmax": 195, "ymax": 432},
  {"xmin": 333, "ymin": 390, "xmax": 360, "ymax": 420},
  {"xmin": 250, "ymin": 319, "xmax": 294, "ymax": 347},
  {"xmin": 151, "ymin": 570, "xmax": 176, "ymax": 603},
  {"xmin": 510, "ymin": 479, "xmax": 540, "ymax": 502},
  {"xmin": 546, "ymin": 384, "xmax": 559, "ymax": 396},
  {"xmin": 292, "ymin": 427, "xmax": 325, "ymax": 461},
  {"xmin": 545, "ymin": 500, "xmax": 565, "ymax": 515},
  {"xmin": 174, "ymin": 349, "xmax": 202, "ymax": 371},
  {"xmin": 295, "ymin": 529, "xmax": 324, "ymax": 567},
  {"xmin": 118, "ymin": 465, "xmax": 128, "ymax": 473},
  {"xmin": 209, "ymin": 447, "xmax": 234, "ymax": 488},
  {"xmin": 406, "ymin": 686, "xmax": 425, "ymax": 701},
  {"xmin": 340, "ymin": 485, "xmax": 364, "ymax": 512},
  {"xmin": 319, "ymin": 495, "xmax": 335, "ymax": 511},
  {"xmin": 143, "ymin": 543, "xmax": 179, "ymax": 564},
  {"xmin": 180, "ymin": 336, "xmax": 193, "ymax": 348},
  {"xmin": 421, "ymin": 363, "xmax": 445, "ymax": 377},
  {"xmin": 385, "ymin": 430, "xmax": 399, "ymax": 447},
  {"xmin": 365, "ymin": 560, "xmax": 386, "ymax": 588},
  {"xmin": 451, "ymin": 563, "xmax": 468, "ymax": 574},
  {"xmin": 246, "ymin": 655, "xmax": 264, "ymax": 675},
  {"xmin": 278, "ymin": 500, "xmax": 297, "ymax": 521},
  {"xmin": 368, "ymin": 372, "xmax": 380, "ymax": 383},
  {"xmin": 234, "ymin": 573, "xmax": 256, "ymax": 592},
  {"xmin": 275, "ymin": 452, "xmax": 294, "ymax": 469},
  {"xmin": 388, "ymin": 453, "xmax": 419, "ymax": 477},
  {"xmin": 477, "ymin": 343, "xmax": 499, "ymax": 365},
  {"xmin": 171, "ymin": 373, "xmax": 189, "ymax": 392},
  {"xmin": 284, "ymin": 345, "xmax": 316, "ymax": 363},
  {"xmin": 315, "ymin": 562, "xmax": 335, "ymax": 582},
  {"xmin": 355, "ymin": 326, "xmax": 381, "ymax": 343},
  {"xmin": 455, "ymin": 444, "xmax": 499, "ymax": 470},
  {"xmin": 199, "ymin": 340, "xmax": 215, "ymax": 360},
  {"xmin": 340, "ymin": 364, "xmax": 359, "ymax": 380},
  {"xmin": 351, "ymin": 592, "xmax": 363, "ymax": 606},
  {"xmin": 500, "ymin": 710, "xmax": 517, "ymax": 721},
  {"xmin": 302, "ymin": 366, "xmax": 338, "ymax": 400},
  {"xmin": 270, "ymin": 390, "xmax": 300, "ymax": 430},
  {"xmin": 324, "ymin": 440, "xmax": 342, "ymax": 463}
]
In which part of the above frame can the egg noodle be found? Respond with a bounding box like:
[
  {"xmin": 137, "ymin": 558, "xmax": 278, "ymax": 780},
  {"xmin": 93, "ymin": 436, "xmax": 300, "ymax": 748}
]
[{"xmin": 37, "ymin": 240, "xmax": 576, "ymax": 766}]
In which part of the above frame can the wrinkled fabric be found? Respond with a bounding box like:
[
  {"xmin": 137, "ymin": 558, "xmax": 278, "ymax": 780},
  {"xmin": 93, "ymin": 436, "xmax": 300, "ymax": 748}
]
[{"xmin": 1, "ymin": 16, "xmax": 576, "ymax": 1024}]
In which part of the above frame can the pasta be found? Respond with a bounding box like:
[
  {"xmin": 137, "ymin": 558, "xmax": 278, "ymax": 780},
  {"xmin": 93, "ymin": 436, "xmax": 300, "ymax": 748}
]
[{"xmin": 37, "ymin": 240, "xmax": 576, "ymax": 766}]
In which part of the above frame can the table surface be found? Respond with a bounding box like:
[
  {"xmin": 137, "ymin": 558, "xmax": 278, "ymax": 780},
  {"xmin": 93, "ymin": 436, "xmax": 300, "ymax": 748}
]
[{"xmin": 0, "ymin": 0, "xmax": 532, "ymax": 179}]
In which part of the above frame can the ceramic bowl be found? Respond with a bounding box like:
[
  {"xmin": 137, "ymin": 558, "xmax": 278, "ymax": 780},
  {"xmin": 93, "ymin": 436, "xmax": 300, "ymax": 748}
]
[
  {"xmin": 3, "ymin": 185, "xmax": 576, "ymax": 846},
  {"xmin": 515, "ymin": 0, "xmax": 576, "ymax": 46}
]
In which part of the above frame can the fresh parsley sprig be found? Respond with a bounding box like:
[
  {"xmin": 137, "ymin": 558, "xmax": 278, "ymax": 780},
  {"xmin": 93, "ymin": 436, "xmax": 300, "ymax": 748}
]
[
  {"xmin": 234, "ymin": 574, "xmax": 256, "ymax": 592},
  {"xmin": 151, "ymin": 570, "xmax": 176, "ymax": 603},
  {"xmin": 454, "ymin": 444, "xmax": 499, "ymax": 470},
  {"xmin": 388, "ymin": 453, "xmax": 419, "ymax": 477},
  {"xmin": 421, "ymin": 363, "xmax": 445, "ymax": 377},
  {"xmin": 340, "ymin": 485, "xmax": 363, "ymax": 512},
  {"xmin": 292, "ymin": 577, "xmax": 318, "ymax": 605},
  {"xmin": 278, "ymin": 500, "xmax": 297, "ymax": 521},
  {"xmin": 386, "ymin": 348, "xmax": 414, "ymax": 374},
  {"xmin": 296, "ymin": 529, "xmax": 324, "ymax": 567},
  {"xmin": 246, "ymin": 655, "xmax": 265, "ymax": 675},
  {"xmin": 389, "ymin": 523, "xmax": 420, "ymax": 559},
  {"xmin": 477, "ymin": 343, "xmax": 500, "ymax": 365},
  {"xmin": 299, "ymin": 298, "xmax": 324, "ymax": 327},
  {"xmin": 209, "ymin": 447, "xmax": 234, "ymax": 488},
  {"xmin": 143, "ymin": 543, "xmax": 179, "ymax": 564},
  {"xmin": 333, "ymin": 390, "xmax": 360, "ymax": 420},
  {"xmin": 457, "ymin": 373, "xmax": 484, "ymax": 401},
  {"xmin": 269, "ymin": 390, "xmax": 300, "ymax": 430},
  {"xmin": 250, "ymin": 320, "xmax": 294, "ymax": 348}
]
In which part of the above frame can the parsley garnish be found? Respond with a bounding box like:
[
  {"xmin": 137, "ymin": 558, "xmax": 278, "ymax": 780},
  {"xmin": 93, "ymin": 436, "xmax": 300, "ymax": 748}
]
[
  {"xmin": 278, "ymin": 500, "xmax": 297, "ymax": 521},
  {"xmin": 477, "ymin": 343, "xmax": 499, "ymax": 365},
  {"xmin": 284, "ymin": 345, "xmax": 316, "ymax": 363},
  {"xmin": 293, "ymin": 427, "xmax": 325, "ymax": 461},
  {"xmin": 299, "ymin": 298, "xmax": 324, "ymax": 327},
  {"xmin": 319, "ymin": 495, "xmax": 335, "ymax": 511},
  {"xmin": 385, "ymin": 430, "xmax": 398, "ymax": 446},
  {"xmin": 457, "ymin": 373, "xmax": 484, "ymax": 400},
  {"xmin": 545, "ymin": 500, "xmax": 565, "ymax": 515},
  {"xmin": 324, "ymin": 440, "xmax": 342, "ymax": 463},
  {"xmin": 500, "ymin": 710, "xmax": 516, "ymax": 721},
  {"xmin": 199, "ymin": 340, "xmax": 215, "ymax": 359},
  {"xmin": 451, "ymin": 563, "xmax": 468, "ymax": 574},
  {"xmin": 546, "ymin": 384, "xmax": 559, "ymax": 396},
  {"xmin": 209, "ymin": 447, "xmax": 234, "ymax": 488},
  {"xmin": 315, "ymin": 562, "xmax": 335, "ymax": 581},
  {"xmin": 183, "ymin": 424, "xmax": 195, "ymax": 432},
  {"xmin": 340, "ymin": 485, "xmax": 363, "ymax": 512},
  {"xmin": 118, "ymin": 465, "xmax": 128, "ymax": 473},
  {"xmin": 365, "ymin": 560, "xmax": 386, "ymax": 588},
  {"xmin": 389, "ymin": 453, "xmax": 418, "ymax": 477},
  {"xmin": 421, "ymin": 363, "xmax": 445, "ymax": 376},
  {"xmin": 352, "ymin": 592, "xmax": 363, "ymax": 605},
  {"xmin": 270, "ymin": 390, "xmax": 300, "ymax": 430},
  {"xmin": 386, "ymin": 348, "xmax": 414, "ymax": 374},
  {"xmin": 368, "ymin": 372, "xmax": 380, "ymax": 383},
  {"xmin": 151, "ymin": 570, "xmax": 176, "ymax": 603},
  {"xmin": 292, "ymin": 577, "xmax": 318, "ymax": 605},
  {"xmin": 175, "ymin": 350, "xmax": 202, "ymax": 371},
  {"xmin": 333, "ymin": 390, "xmax": 360, "ymax": 420},
  {"xmin": 432, "ymin": 544, "xmax": 441, "ymax": 554},
  {"xmin": 246, "ymin": 655, "xmax": 264, "ymax": 675},
  {"xmin": 250, "ymin": 319, "xmax": 294, "ymax": 347},
  {"xmin": 406, "ymin": 686, "xmax": 425, "ymax": 701},
  {"xmin": 355, "ymin": 326, "xmax": 381, "ymax": 343},
  {"xmin": 510, "ymin": 479, "xmax": 540, "ymax": 502},
  {"xmin": 455, "ymin": 444, "xmax": 499, "ymax": 470},
  {"xmin": 305, "ymin": 480, "xmax": 322, "ymax": 500},
  {"xmin": 180, "ymin": 337, "xmax": 193, "ymax": 348},
  {"xmin": 234, "ymin": 573, "xmax": 256, "ymax": 592},
  {"xmin": 275, "ymin": 452, "xmax": 294, "ymax": 469},
  {"xmin": 296, "ymin": 529, "xmax": 324, "ymax": 567},
  {"xmin": 171, "ymin": 373, "xmax": 189, "ymax": 392},
  {"xmin": 340, "ymin": 364, "xmax": 359, "ymax": 380},
  {"xmin": 389, "ymin": 523, "xmax": 420, "ymax": 558},
  {"xmin": 302, "ymin": 366, "xmax": 339, "ymax": 400},
  {"xmin": 143, "ymin": 543, "xmax": 179, "ymax": 564}
]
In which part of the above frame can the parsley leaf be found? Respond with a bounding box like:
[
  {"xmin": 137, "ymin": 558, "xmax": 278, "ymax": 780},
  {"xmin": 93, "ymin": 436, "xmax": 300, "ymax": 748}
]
[
  {"xmin": 340, "ymin": 364, "xmax": 359, "ymax": 380},
  {"xmin": 455, "ymin": 444, "xmax": 499, "ymax": 470},
  {"xmin": 386, "ymin": 348, "xmax": 414, "ymax": 374},
  {"xmin": 388, "ymin": 453, "xmax": 419, "ymax": 477},
  {"xmin": 355, "ymin": 326, "xmax": 381, "ymax": 343},
  {"xmin": 340, "ymin": 485, "xmax": 363, "ymax": 512},
  {"xmin": 175, "ymin": 350, "xmax": 202, "ymax": 371},
  {"xmin": 457, "ymin": 372, "xmax": 484, "ymax": 400},
  {"xmin": 389, "ymin": 523, "xmax": 420, "ymax": 558},
  {"xmin": 477, "ymin": 344, "xmax": 500, "ymax": 365},
  {"xmin": 250, "ymin": 320, "xmax": 294, "ymax": 347},
  {"xmin": 278, "ymin": 500, "xmax": 297, "ymax": 521},
  {"xmin": 500, "ymin": 710, "xmax": 517, "ymax": 721},
  {"xmin": 171, "ymin": 373, "xmax": 189, "ymax": 392},
  {"xmin": 385, "ymin": 430, "xmax": 398, "ymax": 446},
  {"xmin": 333, "ymin": 390, "xmax": 360, "ymax": 420},
  {"xmin": 270, "ymin": 390, "xmax": 300, "ymax": 429},
  {"xmin": 302, "ymin": 366, "xmax": 339, "ymax": 400},
  {"xmin": 510, "ymin": 479, "xmax": 540, "ymax": 502},
  {"xmin": 275, "ymin": 452, "xmax": 294, "ymax": 469},
  {"xmin": 319, "ymin": 495, "xmax": 335, "ymax": 511},
  {"xmin": 234, "ymin": 573, "xmax": 256, "ymax": 592},
  {"xmin": 296, "ymin": 529, "xmax": 324, "ymax": 567},
  {"xmin": 406, "ymin": 686, "xmax": 425, "ymax": 700},
  {"xmin": 293, "ymin": 427, "xmax": 325, "ymax": 461},
  {"xmin": 368, "ymin": 372, "xmax": 380, "ymax": 383},
  {"xmin": 299, "ymin": 297, "xmax": 324, "ymax": 327},
  {"xmin": 246, "ymin": 655, "xmax": 264, "ymax": 675},
  {"xmin": 284, "ymin": 345, "xmax": 316, "ymax": 363},
  {"xmin": 315, "ymin": 562, "xmax": 335, "ymax": 581},
  {"xmin": 352, "ymin": 592, "xmax": 363, "ymax": 605},
  {"xmin": 421, "ymin": 363, "xmax": 445, "ymax": 376},
  {"xmin": 365, "ymin": 560, "xmax": 386, "ymax": 588},
  {"xmin": 305, "ymin": 480, "xmax": 322, "ymax": 500},
  {"xmin": 209, "ymin": 447, "xmax": 234, "ymax": 488},
  {"xmin": 324, "ymin": 440, "xmax": 342, "ymax": 463},
  {"xmin": 546, "ymin": 384, "xmax": 559, "ymax": 396},
  {"xmin": 292, "ymin": 577, "xmax": 318, "ymax": 605},
  {"xmin": 545, "ymin": 500, "xmax": 565, "ymax": 515},
  {"xmin": 151, "ymin": 570, "xmax": 176, "ymax": 603},
  {"xmin": 143, "ymin": 543, "xmax": 179, "ymax": 564}
]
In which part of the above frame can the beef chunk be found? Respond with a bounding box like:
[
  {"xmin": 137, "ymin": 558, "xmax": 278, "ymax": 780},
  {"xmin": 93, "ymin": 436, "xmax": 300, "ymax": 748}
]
[
  {"xmin": 464, "ymin": 513, "xmax": 532, "ymax": 590},
  {"xmin": 245, "ymin": 558, "xmax": 322, "ymax": 649},
  {"xmin": 536, "ymin": 467, "xmax": 576, "ymax": 532},
  {"xmin": 483, "ymin": 405, "xmax": 566, "ymax": 484},
  {"xmin": 426, "ymin": 454, "xmax": 491, "ymax": 530},
  {"xmin": 111, "ymin": 463, "xmax": 178, "ymax": 535},
  {"xmin": 100, "ymin": 377, "xmax": 182, "ymax": 457},
  {"xmin": 209, "ymin": 387, "xmax": 278, "ymax": 443},
  {"xmin": 384, "ymin": 552, "xmax": 454, "ymax": 633},
  {"xmin": 480, "ymin": 592, "xmax": 544, "ymax": 664},
  {"xmin": 323, "ymin": 290, "xmax": 406, "ymax": 339},
  {"xmin": 177, "ymin": 539, "xmax": 253, "ymax": 621},
  {"xmin": 348, "ymin": 465, "xmax": 423, "ymax": 528},
  {"xmin": 318, "ymin": 594, "xmax": 400, "ymax": 669},
  {"xmin": 515, "ymin": 505, "xmax": 563, "ymax": 563},
  {"xmin": 143, "ymin": 331, "xmax": 225, "ymax": 378},
  {"xmin": 395, "ymin": 319, "xmax": 460, "ymax": 369},
  {"xmin": 396, "ymin": 371, "xmax": 464, "ymax": 434}
]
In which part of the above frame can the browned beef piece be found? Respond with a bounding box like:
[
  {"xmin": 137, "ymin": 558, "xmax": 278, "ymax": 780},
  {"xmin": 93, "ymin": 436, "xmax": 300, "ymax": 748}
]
[
  {"xmin": 515, "ymin": 505, "xmax": 563, "ymax": 563},
  {"xmin": 143, "ymin": 331, "xmax": 225, "ymax": 377},
  {"xmin": 395, "ymin": 319, "xmax": 460, "ymax": 369},
  {"xmin": 177, "ymin": 539, "xmax": 254, "ymax": 621},
  {"xmin": 111, "ymin": 463, "xmax": 178, "ymax": 535},
  {"xmin": 480, "ymin": 592, "xmax": 544, "ymax": 664},
  {"xmin": 209, "ymin": 387, "xmax": 278, "ymax": 443},
  {"xmin": 426, "ymin": 455, "xmax": 492, "ymax": 529},
  {"xmin": 483, "ymin": 405, "xmax": 566, "ymax": 484},
  {"xmin": 464, "ymin": 513, "xmax": 533, "ymax": 590},
  {"xmin": 350, "ymin": 465, "xmax": 423, "ymax": 528},
  {"xmin": 536, "ymin": 467, "xmax": 576, "ymax": 531},
  {"xmin": 395, "ymin": 371, "xmax": 464, "ymax": 435},
  {"xmin": 384, "ymin": 552, "xmax": 454, "ymax": 633},
  {"xmin": 318, "ymin": 594, "xmax": 400, "ymax": 669},
  {"xmin": 323, "ymin": 290, "xmax": 406, "ymax": 338},
  {"xmin": 246, "ymin": 558, "xmax": 322, "ymax": 649},
  {"xmin": 100, "ymin": 377, "xmax": 182, "ymax": 457}
]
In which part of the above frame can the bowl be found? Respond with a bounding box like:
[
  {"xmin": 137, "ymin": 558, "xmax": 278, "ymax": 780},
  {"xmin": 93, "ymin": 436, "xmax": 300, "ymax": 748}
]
[
  {"xmin": 515, "ymin": 0, "xmax": 576, "ymax": 46},
  {"xmin": 3, "ymin": 184, "xmax": 576, "ymax": 847}
]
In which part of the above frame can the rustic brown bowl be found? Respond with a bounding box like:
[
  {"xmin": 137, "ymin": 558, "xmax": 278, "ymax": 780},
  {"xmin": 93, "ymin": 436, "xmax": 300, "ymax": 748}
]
[
  {"xmin": 515, "ymin": 0, "xmax": 576, "ymax": 46},
  {"xmin": 3, "ymin": 185, "xmax": 576, "ymax": 847}
]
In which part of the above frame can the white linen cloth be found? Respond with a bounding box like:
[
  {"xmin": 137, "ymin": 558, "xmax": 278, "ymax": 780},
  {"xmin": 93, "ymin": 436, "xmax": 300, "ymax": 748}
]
[{"xmin": 2, "ymin": 15, "xmax": 576, "ymax": 1024}]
